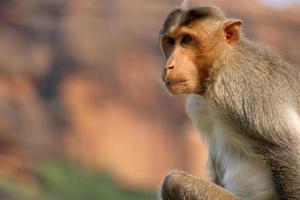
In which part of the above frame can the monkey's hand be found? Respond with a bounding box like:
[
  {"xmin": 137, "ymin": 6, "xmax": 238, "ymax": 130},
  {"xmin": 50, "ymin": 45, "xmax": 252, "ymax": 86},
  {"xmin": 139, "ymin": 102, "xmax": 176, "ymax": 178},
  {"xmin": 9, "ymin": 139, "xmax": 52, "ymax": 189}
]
[{"xmin": 159, "ymin": 170, "xmax": 239, "ymax": 200}]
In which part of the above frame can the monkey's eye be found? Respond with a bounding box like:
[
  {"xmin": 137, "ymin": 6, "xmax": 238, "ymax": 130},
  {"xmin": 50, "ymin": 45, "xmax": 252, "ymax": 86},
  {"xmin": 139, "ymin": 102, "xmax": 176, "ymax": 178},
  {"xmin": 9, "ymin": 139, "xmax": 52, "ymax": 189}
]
[
  {"xmin": 167, "ymin": 37, "xmax": 175, "ymax": 45},
  {"xmin": 181, "ymin": 35, "xmax": 192, "ymax": 44}
]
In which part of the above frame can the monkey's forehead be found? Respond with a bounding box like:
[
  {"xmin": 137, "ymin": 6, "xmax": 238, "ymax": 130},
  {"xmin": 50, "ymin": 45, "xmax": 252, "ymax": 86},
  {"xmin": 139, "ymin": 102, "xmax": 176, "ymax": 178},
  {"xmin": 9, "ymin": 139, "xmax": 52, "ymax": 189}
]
[
  {"xmin": 161, "ymin": 23, "xmax": 204, "ymax": 39},
  {"xmin": 160, "ymin": 6, "xmax": 226, "ymax": 35}
]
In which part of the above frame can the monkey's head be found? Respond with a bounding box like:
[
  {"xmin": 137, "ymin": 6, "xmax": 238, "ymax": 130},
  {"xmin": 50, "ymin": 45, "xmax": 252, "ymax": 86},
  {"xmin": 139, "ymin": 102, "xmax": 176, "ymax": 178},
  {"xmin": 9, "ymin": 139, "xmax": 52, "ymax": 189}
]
[{"xmin": 160, "ymin": 6, "xmax": 242, "ymax": 95}]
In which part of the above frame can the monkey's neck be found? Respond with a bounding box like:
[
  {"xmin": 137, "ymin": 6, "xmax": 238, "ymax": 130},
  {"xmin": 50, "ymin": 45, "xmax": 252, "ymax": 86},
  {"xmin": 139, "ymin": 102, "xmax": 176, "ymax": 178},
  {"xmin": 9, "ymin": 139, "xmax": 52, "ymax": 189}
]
[{"xmin": 214, "ymin": 37, "xmax": 266, "ymax": 70}]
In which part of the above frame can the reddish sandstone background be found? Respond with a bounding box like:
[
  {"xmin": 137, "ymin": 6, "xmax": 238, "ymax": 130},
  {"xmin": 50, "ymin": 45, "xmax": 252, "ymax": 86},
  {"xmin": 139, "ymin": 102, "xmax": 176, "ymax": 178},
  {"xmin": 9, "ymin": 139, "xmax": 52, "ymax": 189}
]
[{"xmin": 0, "ymin": 0, "xmax": 299, "ymax": 195}]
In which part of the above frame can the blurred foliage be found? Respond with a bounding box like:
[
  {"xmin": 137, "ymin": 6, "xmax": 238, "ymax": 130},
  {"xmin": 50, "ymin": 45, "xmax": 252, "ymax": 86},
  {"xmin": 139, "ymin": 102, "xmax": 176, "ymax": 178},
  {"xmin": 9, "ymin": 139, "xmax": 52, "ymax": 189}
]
[{"xmin": 0, "ymin": 160, "xmax": 156, "ymax": 200}]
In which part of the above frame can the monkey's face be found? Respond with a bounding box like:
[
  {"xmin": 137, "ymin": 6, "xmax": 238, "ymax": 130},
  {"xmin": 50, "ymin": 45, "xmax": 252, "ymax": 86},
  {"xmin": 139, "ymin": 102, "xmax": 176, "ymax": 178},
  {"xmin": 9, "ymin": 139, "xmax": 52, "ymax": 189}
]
[
  {"xmin": 160, "ymin": 19, "xmax": 222, "ymax": 96},
  {"xmin": 160, "ymin": 11, "xmax": 242, "ymax": 96},
  {"xmin": 160, "ymin": 33, "xmax": 203, "ymax": 95}
]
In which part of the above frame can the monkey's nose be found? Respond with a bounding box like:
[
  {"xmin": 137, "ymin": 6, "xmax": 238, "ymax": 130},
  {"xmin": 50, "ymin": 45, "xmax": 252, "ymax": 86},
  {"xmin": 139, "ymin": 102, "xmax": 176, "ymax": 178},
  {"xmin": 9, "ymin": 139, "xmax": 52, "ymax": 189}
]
[{"xmin": 166, "ymin": 65, "xmax": 175, "ymax": 70}]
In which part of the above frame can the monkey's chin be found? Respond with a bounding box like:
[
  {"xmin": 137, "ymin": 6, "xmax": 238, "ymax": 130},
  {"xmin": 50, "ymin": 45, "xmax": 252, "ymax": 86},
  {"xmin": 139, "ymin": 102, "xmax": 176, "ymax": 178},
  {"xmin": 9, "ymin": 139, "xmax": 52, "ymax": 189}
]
[{"xmin": 165, "ymin": 82, "xmax": 194, "ymax": 95}]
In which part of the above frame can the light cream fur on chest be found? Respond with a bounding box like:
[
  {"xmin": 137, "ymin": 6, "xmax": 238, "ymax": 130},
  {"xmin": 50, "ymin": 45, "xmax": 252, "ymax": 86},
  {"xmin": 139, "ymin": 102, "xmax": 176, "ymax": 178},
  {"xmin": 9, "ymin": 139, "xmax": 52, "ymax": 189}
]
[{"xmin": 186, "ymin": 94, "xmax": 274, "ymax": 200}]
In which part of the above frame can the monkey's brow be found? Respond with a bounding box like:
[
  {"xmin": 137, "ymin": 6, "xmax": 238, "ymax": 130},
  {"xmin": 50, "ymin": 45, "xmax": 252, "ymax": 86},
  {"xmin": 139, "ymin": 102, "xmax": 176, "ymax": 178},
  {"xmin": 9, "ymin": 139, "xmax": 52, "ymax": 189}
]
[{"xmin": 160, "ymin": 6, "xmax": 225, "ymax": 35}]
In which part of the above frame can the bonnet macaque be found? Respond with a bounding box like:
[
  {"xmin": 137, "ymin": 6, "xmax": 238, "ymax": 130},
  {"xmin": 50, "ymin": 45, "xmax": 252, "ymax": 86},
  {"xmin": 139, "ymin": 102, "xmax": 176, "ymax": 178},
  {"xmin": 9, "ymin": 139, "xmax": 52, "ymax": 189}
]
[{"xmin": 159, "ymin": 4, "xmax": 300, "ymax": 200}]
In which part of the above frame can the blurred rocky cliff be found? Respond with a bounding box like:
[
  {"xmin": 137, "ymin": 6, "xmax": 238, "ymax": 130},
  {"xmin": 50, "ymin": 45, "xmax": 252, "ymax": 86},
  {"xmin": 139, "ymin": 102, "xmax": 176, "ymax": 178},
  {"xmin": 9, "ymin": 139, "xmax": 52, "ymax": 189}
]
[{"xmin": 0, "ymin": 0, "xmax": 299, "ymax": 190}]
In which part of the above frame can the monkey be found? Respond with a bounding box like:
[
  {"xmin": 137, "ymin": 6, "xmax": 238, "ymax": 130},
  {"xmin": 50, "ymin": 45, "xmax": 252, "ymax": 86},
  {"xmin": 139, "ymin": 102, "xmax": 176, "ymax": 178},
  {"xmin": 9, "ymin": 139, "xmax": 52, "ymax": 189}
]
[{"xmin": 159, "ymin": 4, "xmax": 300, "ymax": 200}]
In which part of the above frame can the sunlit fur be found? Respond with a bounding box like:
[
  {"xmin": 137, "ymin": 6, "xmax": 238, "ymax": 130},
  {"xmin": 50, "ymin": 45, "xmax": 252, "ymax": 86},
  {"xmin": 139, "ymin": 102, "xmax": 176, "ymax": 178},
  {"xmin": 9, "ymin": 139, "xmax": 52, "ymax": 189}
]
[{"xmin": 281, "ymin": 105, "xmax": 300, "ymax": 137}]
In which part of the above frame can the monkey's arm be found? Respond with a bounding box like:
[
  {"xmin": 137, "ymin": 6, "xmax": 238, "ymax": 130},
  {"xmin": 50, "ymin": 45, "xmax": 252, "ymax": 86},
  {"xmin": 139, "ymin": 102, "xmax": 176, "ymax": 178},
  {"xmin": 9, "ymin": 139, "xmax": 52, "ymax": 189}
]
[{"xmin": 159, "ymin": 170, "xmax": 239, "ymax": 200}]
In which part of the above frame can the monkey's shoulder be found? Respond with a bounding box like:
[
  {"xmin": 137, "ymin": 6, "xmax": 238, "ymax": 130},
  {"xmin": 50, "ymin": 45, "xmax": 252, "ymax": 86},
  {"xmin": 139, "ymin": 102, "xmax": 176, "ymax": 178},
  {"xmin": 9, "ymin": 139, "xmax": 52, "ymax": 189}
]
[
  {"xmin": 237, "ymin": 40, "xmax": 300, "ymax": 83},
  {"xmin": 212, "ymin": 42, "xmax": 300, "ymax": 110}
]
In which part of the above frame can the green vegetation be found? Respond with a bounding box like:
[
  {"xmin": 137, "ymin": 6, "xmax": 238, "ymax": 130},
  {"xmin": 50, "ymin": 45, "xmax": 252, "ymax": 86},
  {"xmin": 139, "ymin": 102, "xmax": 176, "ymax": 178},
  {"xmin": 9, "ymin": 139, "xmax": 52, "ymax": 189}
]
[{"xmin": 0, "ymin": 161, "xmax": 156, "ymax": 200}]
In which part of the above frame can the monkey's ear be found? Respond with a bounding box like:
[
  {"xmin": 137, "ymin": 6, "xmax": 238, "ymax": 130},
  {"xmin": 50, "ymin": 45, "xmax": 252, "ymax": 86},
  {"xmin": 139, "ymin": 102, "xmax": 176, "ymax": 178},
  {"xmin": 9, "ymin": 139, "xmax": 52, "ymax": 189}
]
[{"xmin": 223, "ymin": 19, "xmax": 242, "ymax": 46}]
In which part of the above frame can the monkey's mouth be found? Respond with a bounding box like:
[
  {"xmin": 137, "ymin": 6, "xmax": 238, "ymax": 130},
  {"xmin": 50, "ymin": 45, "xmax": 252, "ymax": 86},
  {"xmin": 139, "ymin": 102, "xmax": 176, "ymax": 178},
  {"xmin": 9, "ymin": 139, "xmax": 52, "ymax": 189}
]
[{"xmin": 164, "ymin": 80, "xmax": 190, "ymax": 94}]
